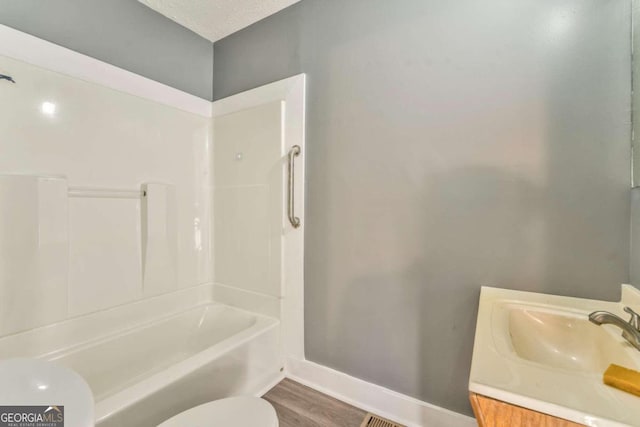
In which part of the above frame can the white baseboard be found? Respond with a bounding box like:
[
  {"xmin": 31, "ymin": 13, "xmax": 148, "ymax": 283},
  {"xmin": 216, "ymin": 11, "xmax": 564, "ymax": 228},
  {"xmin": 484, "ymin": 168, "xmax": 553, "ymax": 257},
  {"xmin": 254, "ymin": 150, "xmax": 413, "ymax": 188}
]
[{"xmin": 285, "ymin": 358, "xmax": 476, "ymax": 427}]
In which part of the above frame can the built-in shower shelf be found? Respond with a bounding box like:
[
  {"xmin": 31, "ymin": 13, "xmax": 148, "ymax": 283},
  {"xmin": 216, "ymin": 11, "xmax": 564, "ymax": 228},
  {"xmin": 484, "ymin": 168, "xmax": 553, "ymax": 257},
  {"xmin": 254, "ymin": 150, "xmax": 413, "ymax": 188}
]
[{"xmin": 68, "ymin": 187, "xmax": 145, "ymax": 199}]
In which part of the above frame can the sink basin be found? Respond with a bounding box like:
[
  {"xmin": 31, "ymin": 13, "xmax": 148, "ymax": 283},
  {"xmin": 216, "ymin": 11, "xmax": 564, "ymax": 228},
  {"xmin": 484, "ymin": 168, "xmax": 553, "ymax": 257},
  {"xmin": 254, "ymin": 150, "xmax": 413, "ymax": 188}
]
[
  {"xmin": 472, "ymin": 286, "xmax": 640, "ymax": 427},
  {"xmin": 508, "ymin": 308, "xmax": 638, "ymax": 373}
]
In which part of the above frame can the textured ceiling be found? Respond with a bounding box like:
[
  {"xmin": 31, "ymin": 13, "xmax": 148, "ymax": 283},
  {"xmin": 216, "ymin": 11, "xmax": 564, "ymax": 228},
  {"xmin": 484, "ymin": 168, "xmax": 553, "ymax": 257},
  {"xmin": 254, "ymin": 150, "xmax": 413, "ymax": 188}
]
[{"xmin": 138, "ymin": 0, "xmax": 301, "ymax": 42}]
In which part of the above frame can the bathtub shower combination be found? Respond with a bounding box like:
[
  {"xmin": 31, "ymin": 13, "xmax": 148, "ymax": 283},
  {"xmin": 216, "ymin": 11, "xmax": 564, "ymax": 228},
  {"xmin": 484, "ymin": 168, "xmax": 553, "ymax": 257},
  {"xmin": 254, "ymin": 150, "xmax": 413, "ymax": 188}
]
[
  {"xmin": 0, "ymin": 292, "xmax": 281, "ymax": 426},
  {"xmin": 0, "ymin": 26, "xmax": 305, "ymax": 427}
]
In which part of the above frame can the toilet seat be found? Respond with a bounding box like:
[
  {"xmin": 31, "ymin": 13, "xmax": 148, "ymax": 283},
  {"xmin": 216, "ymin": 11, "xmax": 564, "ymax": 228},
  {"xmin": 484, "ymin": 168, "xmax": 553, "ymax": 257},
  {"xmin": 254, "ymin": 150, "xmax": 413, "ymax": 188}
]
[{"xmin": 157, "ymin": 397, "xmax": 279, "ymax": 427}]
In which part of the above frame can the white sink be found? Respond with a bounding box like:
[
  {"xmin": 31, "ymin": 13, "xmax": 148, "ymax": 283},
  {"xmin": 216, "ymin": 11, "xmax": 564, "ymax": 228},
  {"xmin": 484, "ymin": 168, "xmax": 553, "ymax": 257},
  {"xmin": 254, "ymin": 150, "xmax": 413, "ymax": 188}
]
[
  {"xmin": 508, "ymin": 308, "xmax": 638, "ymax": 373},
  {"xmin": 470, "ymin": 285, "xmax": 640, "ymax": 427}
]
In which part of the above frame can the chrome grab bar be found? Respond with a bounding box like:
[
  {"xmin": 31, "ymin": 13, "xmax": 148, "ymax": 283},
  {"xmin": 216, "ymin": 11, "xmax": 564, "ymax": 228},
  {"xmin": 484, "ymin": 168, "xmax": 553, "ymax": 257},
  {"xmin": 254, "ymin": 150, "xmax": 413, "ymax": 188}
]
[{"xmin": 287, "ymin": 145, "xmax": 301, "ymax": 229}]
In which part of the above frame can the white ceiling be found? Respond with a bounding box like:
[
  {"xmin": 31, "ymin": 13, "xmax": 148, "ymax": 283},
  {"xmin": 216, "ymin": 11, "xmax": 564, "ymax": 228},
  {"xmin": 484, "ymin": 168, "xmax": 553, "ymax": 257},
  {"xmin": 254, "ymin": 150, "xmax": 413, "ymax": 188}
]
[{"xmin": 138, "ymin": 0, "xmax": 301, "ymax": 42}]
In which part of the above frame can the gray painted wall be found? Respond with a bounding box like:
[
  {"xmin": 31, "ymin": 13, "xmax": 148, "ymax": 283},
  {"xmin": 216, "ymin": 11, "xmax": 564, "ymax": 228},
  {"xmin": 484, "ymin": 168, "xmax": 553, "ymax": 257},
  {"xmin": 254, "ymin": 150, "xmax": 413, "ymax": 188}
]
[
  {"xmin": 0, "ymin": 0, "xmax": 213, "ymax": 99},
  {"xmin": 634, "ymin": 0, "xmax": 640, "ymax": 187},
  {"xmin": 632, "ymin": 1, "xmax": 640, "ymax": 285},
  {"xmin": 214, "ymin": 0, "xmax": 632, "ymax": 416}
]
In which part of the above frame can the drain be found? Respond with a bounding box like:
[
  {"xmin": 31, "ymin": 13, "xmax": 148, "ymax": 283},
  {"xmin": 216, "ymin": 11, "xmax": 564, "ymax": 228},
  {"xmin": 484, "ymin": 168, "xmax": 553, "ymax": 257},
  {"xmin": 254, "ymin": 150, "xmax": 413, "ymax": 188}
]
[{"xmin": 360, "ymin": 413, "xmax": 405, "ymax": 427}]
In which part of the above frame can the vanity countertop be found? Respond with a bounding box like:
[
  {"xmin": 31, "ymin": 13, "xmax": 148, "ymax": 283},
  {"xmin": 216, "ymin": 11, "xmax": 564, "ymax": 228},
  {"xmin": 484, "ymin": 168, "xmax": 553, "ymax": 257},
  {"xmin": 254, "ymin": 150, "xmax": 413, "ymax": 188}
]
[{"xmin": 469, "ymin": 285, "xmax": 640, "ymax": 427}]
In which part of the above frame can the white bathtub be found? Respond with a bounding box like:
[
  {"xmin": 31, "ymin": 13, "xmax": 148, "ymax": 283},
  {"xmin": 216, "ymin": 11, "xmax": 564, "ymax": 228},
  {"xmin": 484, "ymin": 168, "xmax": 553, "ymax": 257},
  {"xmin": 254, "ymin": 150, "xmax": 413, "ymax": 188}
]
[{"xmin": 0, "ymin": 292, "xmax": 283, "ymax": 427}]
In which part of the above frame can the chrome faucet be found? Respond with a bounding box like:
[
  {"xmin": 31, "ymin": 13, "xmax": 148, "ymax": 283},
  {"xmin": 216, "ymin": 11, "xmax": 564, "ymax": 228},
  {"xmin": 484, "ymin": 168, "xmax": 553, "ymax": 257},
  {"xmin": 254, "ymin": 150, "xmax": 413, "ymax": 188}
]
[{"xmin": 589, "ymin": 307, "xmax": 640, "ymax": 351}]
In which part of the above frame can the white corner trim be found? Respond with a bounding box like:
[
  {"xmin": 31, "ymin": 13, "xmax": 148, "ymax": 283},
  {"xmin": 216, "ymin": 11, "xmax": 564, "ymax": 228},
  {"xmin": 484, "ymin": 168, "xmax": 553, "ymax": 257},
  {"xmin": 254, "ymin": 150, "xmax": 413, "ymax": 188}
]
[
  {"xmin": 0, "ymin": 25, "xmax": 212, "ymax": 117},
  {"xmin": 286, "ymin": 358, "xmax": 476, "ymax": 427}
]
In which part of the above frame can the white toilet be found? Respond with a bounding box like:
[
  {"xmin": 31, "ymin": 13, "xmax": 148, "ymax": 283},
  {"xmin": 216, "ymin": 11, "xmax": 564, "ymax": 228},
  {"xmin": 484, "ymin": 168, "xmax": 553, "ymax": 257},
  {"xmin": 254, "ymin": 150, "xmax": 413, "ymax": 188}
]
[{"xmin": 158, "ymin": 396, "xmax": 279, "ymax": 427}]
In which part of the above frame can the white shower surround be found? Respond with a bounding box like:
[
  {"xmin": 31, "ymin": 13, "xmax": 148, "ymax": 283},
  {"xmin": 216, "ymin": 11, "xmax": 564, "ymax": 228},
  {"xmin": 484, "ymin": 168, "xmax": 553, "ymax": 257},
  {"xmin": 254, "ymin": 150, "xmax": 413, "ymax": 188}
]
[
  {"xmin": 0, "ymin": 24, "xmax": 306, "ymax": 426},
  {"xmin": 0, "ymin": 31, "xmax": 212, "ymax": 325}
]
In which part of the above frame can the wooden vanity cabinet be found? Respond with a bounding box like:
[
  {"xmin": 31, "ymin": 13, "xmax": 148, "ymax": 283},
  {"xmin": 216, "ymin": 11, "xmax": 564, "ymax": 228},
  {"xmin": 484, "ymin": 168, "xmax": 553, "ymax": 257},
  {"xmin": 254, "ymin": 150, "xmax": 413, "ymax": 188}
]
[{"xmin": 469, "ymin": 393, "xmax": 584, "ymax": 427}]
